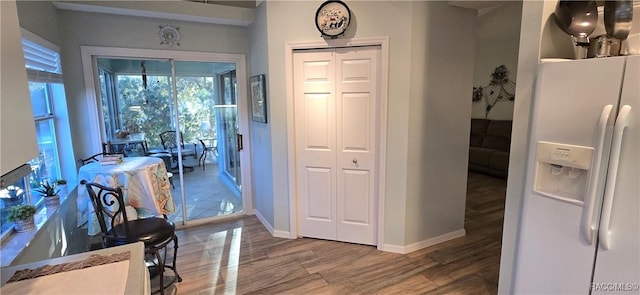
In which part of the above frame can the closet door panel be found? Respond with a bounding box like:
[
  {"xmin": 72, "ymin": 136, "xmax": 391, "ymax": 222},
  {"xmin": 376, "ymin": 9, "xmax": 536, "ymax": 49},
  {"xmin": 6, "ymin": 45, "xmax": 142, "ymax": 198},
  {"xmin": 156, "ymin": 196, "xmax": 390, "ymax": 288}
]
[
  {"xmin": 294, "ymin": 50, "xmax": 337, "ymax": 240},
  {"xmin": 335, "ymin": 47, "xmax": 378, "ymax": 245}
]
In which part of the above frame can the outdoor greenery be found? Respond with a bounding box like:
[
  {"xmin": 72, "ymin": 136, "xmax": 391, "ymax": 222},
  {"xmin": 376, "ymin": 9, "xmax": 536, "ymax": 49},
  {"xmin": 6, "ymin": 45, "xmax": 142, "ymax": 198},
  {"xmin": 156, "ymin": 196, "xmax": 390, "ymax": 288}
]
[{"xmin": 114, "ymin": 75, "xmax": 217, "ymax": 148}]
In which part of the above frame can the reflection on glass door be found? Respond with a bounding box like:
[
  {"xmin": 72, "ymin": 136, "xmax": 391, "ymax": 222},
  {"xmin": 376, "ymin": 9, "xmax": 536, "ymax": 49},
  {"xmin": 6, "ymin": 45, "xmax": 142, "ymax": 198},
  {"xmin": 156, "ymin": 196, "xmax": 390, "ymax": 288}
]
[{"xmin": 217, "ymin": 70, "xmax": 242, "ymax": 191}]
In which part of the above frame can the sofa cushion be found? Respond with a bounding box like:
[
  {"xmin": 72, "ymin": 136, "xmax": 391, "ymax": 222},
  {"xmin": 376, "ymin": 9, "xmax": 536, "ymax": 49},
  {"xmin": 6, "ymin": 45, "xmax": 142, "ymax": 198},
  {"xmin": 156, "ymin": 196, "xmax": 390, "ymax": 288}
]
[
  {"xmin": 482, "ymin": 120, "xmax": 512, "ymax": 152},
  {"xmin": 489, "ymin": 151, "xmax": 509, "ymax": 171},
  {"xmin": 470, "ymin": 119, "xmax": 490, "ymax": 147},
  {"xmin": 469, "ymin": 147, "xmax": 493, "ymax": 166}
]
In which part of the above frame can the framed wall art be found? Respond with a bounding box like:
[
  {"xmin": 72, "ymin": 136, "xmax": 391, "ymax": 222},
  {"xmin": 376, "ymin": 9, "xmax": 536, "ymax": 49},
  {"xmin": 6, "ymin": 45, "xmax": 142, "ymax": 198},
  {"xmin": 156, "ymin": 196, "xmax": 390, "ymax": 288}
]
[{"xmin": 250, "ymin": 74, "xmax": 267, "ymax": 123}]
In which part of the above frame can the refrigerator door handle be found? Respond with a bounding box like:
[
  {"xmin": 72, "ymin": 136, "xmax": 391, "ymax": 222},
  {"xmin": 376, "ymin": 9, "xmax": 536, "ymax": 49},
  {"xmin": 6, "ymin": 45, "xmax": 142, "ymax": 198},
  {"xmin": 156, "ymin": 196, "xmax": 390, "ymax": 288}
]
[
  {"xmin": 583, "ymin": 105, "xmax": 614, "ymax": 245},
  {"xmin": 599, "ymin": 105, "xmax": 632, "ymax": 250}
]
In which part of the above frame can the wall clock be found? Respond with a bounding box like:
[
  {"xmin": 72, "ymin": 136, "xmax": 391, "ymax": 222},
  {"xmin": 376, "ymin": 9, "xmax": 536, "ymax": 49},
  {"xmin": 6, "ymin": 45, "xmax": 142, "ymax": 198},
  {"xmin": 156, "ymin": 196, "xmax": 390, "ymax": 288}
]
[
  {"xmin": 315, "ymin": 0, "xmax": 351, "ymax": 38},
  {"xmin": 159, "ymin": 25, "xmax": 180, "ymax": 47}
]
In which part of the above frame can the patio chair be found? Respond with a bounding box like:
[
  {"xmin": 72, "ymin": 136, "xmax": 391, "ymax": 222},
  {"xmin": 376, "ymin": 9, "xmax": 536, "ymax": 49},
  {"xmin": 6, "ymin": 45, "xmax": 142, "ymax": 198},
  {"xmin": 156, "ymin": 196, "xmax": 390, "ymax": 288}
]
[
  {"xmin": 158, "ymin": 131, "xmax": 197, "ymax": 172},
  {"xmin": 80, "ymin": 180, "xmax": 182, "ymax": 294},
  {"xmin": 198, "ymin": 138, "xmax": 218, "ymax": 170}
]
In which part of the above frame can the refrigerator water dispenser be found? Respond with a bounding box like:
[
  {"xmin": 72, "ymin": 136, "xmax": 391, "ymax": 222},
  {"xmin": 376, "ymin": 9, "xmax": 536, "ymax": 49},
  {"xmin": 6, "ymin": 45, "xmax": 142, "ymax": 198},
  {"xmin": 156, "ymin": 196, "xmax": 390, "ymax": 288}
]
[{"xmin": 533, "ymin": 141, "xmax": 594, "ymax": 205}]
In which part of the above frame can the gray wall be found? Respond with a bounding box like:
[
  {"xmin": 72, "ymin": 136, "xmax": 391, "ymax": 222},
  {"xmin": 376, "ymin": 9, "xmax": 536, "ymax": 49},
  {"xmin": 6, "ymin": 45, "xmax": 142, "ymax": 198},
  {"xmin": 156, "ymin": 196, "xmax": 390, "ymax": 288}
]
[
  {"xmin": 248, "ymin": 2, "xmax": 274, "ymax": 228},
  {"xmin": 471, "ymin": 1, "xmax": 523, "ymax": 120},
  {"xmin": 404, "ymin": 1, "xmax": 476, "ymax": 246},
  {"xmin": 16, "ymin": 1, "xmax": 60, "ymax": 45},
  {"xmin": 262, "ymin": 0, "xmax": 476, "ymax": 247}
]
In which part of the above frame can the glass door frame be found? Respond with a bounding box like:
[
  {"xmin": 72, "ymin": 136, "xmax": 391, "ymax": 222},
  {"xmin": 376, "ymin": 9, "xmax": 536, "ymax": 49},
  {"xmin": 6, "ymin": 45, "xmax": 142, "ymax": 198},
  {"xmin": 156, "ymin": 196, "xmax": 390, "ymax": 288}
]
[
  {"xmin": 80, "ymin": 46, "xmax": 253, "ymax": 227},
  {"xmin": 216, "ymin": 70, "xmax": 242, "ymax": 193}
]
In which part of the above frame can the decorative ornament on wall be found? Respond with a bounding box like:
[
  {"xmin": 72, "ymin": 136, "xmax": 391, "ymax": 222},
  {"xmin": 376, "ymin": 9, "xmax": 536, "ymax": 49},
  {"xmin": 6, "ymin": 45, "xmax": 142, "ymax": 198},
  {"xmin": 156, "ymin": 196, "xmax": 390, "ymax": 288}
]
[
  {"xmin": 472, "ymin": 86, "xmax": 483, "ymax": 102},
  {"xmin": 315, "ymin": 0, "xmax": 351, "ymax": 39},
  {"xmin": 159, "ymin": 25, "xmax": 180, "ymax": 47},
  {"xmin": 472, "ymin": 65, "xmax": 516, "ymax": 118}
]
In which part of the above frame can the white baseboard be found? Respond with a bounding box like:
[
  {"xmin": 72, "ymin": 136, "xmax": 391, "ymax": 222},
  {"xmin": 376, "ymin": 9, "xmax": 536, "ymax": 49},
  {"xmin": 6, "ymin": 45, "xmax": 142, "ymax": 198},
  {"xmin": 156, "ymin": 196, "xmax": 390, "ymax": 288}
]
[
  {"xmin": 379, "ymin": 244, "xmax": 405, "ymax": 254},
  {"xmin": 254, "ymin": 209, "xmax": 274, "ymax": 235},
  {"xmin": 253, "ymin": 209, "xmax": 294, "ymax": 239},
  {"xmin": 273, "ymin": 230, "xmax": 294, "ymax": 239},
  {"xmin": 380, "ymin": 229, "xmax": 466, "ymax": 254}
]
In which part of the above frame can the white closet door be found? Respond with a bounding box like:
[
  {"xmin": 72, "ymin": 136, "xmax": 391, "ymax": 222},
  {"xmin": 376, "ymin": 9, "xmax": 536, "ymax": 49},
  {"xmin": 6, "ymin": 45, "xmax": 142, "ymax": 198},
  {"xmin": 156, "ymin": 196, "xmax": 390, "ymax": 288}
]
[
  {"xmin": 294, "ymin": 47, "xmax": 379, "ymax": 245},
  {"xmin": 294, "ymin": 49, "xmax": 337, "ymax": 239},
  {"xmin": 335, "ymin": 47, "xmax": 378, "ymax": 245}
]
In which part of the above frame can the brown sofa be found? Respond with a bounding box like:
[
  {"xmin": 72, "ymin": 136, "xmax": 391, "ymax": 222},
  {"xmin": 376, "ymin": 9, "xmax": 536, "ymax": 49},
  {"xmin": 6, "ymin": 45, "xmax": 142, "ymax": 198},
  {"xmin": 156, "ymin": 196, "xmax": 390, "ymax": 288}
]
[{"xmin": 468, "ymin": 119, "xmax": 512, "ymax": 179}]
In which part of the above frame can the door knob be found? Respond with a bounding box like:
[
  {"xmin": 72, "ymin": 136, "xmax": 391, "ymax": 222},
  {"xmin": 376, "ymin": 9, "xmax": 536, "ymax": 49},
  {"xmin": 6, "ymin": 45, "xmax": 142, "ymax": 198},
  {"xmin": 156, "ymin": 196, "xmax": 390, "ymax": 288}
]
[{"xmin": 352, "ymin": 159, "xmax": 358, "ymax": 164}]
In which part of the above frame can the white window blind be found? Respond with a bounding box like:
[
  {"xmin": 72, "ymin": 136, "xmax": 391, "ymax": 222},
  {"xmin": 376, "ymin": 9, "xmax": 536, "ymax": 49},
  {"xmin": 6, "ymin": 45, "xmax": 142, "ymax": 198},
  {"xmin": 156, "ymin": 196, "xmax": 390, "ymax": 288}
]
[{"xmin": 21, "ymin": 29, "xmax": 63, "ymax": 83}]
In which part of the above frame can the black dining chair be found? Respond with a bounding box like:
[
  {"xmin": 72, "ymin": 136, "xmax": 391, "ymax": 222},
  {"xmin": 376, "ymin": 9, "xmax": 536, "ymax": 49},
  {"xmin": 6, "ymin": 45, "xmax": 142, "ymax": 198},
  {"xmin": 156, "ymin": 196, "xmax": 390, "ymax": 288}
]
[
  {"xmin": 79, "ymin": 152, "xmax": 125, "ymax": 166},
  {"xmin": 80, "ymin": 180, "xmax": 182, "ymax": 294}
]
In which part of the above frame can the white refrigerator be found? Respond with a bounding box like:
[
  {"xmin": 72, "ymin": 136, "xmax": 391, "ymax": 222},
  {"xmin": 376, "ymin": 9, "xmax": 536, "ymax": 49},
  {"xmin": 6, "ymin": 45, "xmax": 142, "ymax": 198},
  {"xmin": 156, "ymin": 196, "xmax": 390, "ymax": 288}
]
[{"xmin": 513, "ymin": 55, "xmax": 639, "ymax": 294}]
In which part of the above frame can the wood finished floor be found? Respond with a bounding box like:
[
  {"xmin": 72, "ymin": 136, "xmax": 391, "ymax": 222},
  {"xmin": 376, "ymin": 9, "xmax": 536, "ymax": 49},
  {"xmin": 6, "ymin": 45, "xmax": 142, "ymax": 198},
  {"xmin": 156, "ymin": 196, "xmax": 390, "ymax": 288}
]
[{"xmin": 167, "ymin": 172, "xmax": 506, "ymax": 294}]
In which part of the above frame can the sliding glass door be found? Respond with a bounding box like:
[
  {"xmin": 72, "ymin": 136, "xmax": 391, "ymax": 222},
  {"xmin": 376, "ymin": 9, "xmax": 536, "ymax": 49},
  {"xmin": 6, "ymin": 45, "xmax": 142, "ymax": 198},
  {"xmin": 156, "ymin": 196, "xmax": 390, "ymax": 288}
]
[{"xmin": 96, "ymin": 57, "xmax": 244, "ymax": 225}]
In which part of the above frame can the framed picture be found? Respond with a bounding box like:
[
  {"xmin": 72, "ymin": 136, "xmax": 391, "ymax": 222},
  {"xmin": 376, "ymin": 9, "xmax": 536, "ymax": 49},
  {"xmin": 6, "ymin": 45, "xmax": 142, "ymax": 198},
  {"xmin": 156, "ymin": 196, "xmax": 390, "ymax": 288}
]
[{"xmin": 250, "ymin": 74, "xmax": 267, "ymax": 123}]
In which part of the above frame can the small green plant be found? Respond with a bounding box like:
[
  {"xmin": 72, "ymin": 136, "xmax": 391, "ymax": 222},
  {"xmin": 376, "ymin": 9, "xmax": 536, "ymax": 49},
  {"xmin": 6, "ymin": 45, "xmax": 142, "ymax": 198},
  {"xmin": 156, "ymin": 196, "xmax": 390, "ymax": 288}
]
[
  {"xmin": 55, "ymin": 179, "xmax": 67, "ymax": 185},
  {"xmin": 7, "ymin": 204, "xmax": 37, "ymax": 222},
  {"xmin": 34, "ymin": 180, "xmax": 60, "ymax": 197}
]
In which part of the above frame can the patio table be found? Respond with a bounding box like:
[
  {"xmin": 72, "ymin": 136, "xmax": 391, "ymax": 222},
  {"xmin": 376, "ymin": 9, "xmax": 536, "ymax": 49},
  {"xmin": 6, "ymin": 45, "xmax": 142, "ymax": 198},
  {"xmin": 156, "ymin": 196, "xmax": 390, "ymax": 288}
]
[{"xmin": 107, "ymin": 133, "xmax": 148, "ymax": 154}]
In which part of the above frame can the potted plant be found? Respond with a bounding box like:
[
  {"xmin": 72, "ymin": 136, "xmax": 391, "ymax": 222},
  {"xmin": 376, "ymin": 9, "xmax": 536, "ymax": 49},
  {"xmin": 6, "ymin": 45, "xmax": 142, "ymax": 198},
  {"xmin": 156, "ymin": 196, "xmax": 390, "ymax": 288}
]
[
  {"xmin": 55, "ymin": 179, "xmax": 68, "ymax": 195},
  {"xmin": 0, "ymin": 185, "xmax": 25, "ymax": 208},
  {"xmin": 35, "ymin": 180, "xmax": 60, "ymax": 209},
  {"xmin": 7, "ymin": 204, "xmax": 37, "ymax": 232}
]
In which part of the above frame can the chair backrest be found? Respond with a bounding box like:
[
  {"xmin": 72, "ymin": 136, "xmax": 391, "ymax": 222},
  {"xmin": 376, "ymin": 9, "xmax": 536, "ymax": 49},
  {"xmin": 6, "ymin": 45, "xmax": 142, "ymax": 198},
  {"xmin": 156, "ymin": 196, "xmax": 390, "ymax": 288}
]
[
  {"xmin": 159, "ymin": 131, "xmax": 177, "ymax": 150},
  {"xmin": 79, "ymin": 152, "xmax": 125, "ymax": 165},
  {"xmin": 80, "ymin": 180, "xmax": 133, "ymax": 245},
  {"xmin": 160, "ymin": 131, "xmax": 189, "ymax": 150}
]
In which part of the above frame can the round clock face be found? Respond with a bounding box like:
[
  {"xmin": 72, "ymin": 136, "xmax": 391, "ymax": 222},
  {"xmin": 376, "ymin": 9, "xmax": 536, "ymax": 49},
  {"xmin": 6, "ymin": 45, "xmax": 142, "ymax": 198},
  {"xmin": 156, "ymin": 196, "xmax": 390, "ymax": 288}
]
[{"xmin": 315, "ymin": 0, "xmax": 351, "ymax": 37}]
